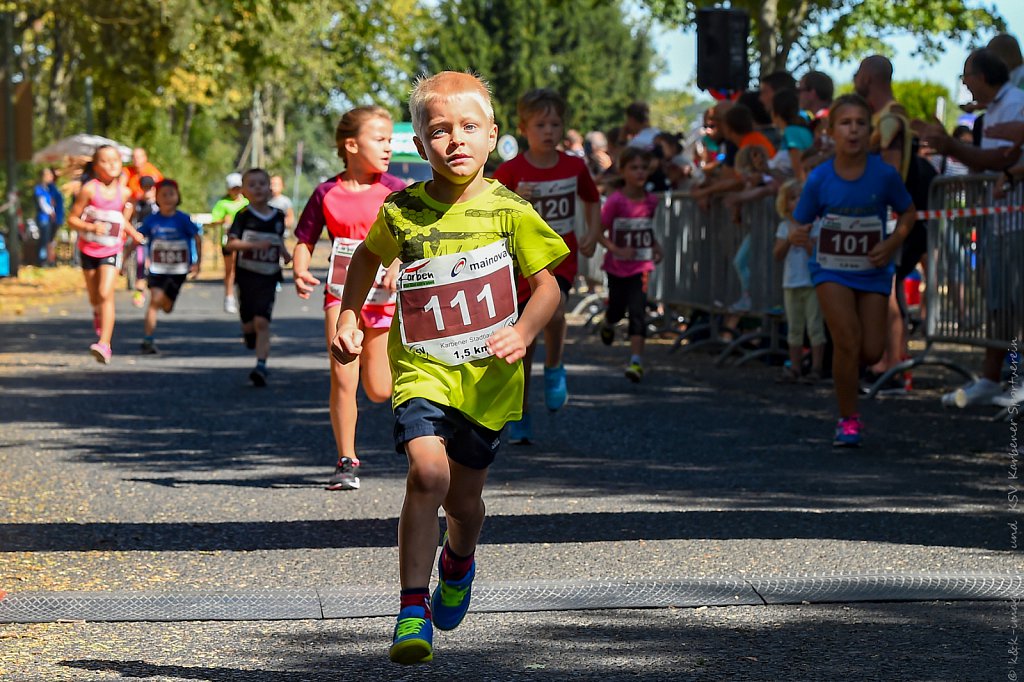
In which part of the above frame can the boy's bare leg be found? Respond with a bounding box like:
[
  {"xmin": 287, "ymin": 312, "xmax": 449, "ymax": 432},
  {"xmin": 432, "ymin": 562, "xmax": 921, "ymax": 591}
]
[
  {"xmin": 144, "ymin": 290, "xmax": 167, "ymax": 337},
  {"xmin": 442, "ymin": 459, "xmax": 488, "ymax": 558},
  {"xmin": 224, "ymin": 255, "xmax": 236, "ymax": 299},
  {"xmin": 399, "ymin": 436, "xmax": 451, "ymax": 589},
  {"xmin": 253, "ymin": 316, "xmax": 270, "ymax": 360}
]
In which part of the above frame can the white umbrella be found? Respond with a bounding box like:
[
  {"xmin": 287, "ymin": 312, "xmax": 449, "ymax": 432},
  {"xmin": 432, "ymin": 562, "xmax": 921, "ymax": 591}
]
[{"xmin": 31, "ymin": 134, "xmax": 133, "ymax": 164}]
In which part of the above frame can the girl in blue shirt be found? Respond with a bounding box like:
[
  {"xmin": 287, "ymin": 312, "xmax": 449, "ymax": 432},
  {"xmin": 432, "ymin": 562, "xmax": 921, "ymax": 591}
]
[
  {"xmin": 791, "ymin": 94, "xmax": 916, "ymax": 447},
  {"xmin": 137, "ymin": 179, "xmax": 201, "ymax": 354}
]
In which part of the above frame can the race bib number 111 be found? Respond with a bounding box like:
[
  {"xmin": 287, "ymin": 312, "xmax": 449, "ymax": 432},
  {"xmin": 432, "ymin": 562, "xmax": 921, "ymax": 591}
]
[{"xmin": 398, "ymin": 240, "xmax": 518, "ymax": 366}]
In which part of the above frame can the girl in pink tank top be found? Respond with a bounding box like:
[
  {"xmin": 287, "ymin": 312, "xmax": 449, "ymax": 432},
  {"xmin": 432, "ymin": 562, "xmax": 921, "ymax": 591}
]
[
  {"xmin": 291, "ymin": 106, "xmax": 405, "ymax": 491},
  {"xmin": 67, "ymin": 145, "xmax": 144, "ymax": 364}
]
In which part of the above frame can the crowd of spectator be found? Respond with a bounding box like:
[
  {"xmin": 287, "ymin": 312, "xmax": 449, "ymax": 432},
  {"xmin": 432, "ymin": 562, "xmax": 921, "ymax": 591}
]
[{"xmin": 568, "ymin": 33, "xmax": 1023, "ymax": 408}]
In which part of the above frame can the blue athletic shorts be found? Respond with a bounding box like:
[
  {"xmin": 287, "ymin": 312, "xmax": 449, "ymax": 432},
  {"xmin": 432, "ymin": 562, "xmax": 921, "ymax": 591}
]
[{"xmin": 393, "ymin": 398, "xmax": 502, "ymax": 470}]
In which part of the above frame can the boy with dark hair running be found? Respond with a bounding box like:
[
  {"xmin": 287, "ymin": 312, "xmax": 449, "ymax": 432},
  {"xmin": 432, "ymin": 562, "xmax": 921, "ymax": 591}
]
[{"xmin": 224, "ymin": 169, "xmax": 291, "ymax": 386}]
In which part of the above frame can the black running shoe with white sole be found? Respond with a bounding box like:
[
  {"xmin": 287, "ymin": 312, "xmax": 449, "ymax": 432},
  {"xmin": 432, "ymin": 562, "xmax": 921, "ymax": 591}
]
[{"xmin": 326, "ymin": 457, "xmax": 360, "ymax": 490}]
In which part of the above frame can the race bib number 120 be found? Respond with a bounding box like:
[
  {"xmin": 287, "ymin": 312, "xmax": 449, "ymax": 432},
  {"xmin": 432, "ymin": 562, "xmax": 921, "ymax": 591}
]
[
  {"xmin": 398, "ymin": 240, "xmax": 517, "ymax": 366},
  {"xmin": 526, "ymin": 178, "xmax": 577, "ymax": 236}
]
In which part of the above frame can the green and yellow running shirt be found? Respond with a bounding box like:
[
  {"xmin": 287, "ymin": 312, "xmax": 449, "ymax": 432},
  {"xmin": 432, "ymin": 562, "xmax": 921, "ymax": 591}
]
[
  {"xmin": 363, "ymin": 179, "xmax": 568, "ymax": 430},
  {"xmin": 211, "ymin": 195, "xmax": 249, "ymax": 226}
]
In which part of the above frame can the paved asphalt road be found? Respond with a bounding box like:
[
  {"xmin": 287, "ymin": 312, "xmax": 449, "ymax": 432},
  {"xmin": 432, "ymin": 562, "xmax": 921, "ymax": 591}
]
[{"xmin": 0, "ymin": 271, "xmax": 1020, "ymax": 681}]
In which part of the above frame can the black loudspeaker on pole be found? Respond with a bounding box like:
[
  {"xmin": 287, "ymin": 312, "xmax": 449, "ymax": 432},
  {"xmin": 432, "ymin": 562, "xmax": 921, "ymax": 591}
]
[{"xmin": 696, "ymin": 8, "xmax": 750, "ymax": 92}]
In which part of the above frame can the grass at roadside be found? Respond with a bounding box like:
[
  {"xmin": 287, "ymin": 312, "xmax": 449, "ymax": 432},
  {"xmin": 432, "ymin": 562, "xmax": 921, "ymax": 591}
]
[{"xmin": 0, "ymin": 266, "xmax": 86, "ymax": 319}]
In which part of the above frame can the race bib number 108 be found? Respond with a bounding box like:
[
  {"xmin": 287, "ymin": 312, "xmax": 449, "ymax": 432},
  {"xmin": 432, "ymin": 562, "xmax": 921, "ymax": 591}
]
[{"xmin": 398, "ymin": 240, "xmax": 518, "ymax": 366}]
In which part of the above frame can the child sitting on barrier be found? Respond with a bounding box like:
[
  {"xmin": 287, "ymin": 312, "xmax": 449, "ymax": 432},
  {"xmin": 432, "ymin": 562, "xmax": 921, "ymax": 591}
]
[
  {"xmin": 791, "ymin": 94, "xmax": 916, "ymax": 447},
  {"xmin": 773, "ymin": 179, "xmax": 825, "ymax": 383}
]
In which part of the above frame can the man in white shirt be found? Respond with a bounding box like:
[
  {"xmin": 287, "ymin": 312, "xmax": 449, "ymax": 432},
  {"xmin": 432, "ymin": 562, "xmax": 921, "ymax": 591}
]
[{"xmin": 913, "ymin": 48, "xmax": 1024, "ymax": 407}]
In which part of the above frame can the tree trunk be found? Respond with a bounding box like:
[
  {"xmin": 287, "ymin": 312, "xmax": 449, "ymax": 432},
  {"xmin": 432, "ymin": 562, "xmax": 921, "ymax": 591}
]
[
  {"xmin": 180, "ymin": 103, "xmax": 195, "ymax": 149},
  {"xmin": 45, "ymin": 20, "xmax": 73, "ymax": 138},
  {"xmin": 776, "ymin": 0, "xmax": 812, "ymax": 75},
  {"xmin": 756, "ymin": 0, "xmax": 779, "ymax": 77}
]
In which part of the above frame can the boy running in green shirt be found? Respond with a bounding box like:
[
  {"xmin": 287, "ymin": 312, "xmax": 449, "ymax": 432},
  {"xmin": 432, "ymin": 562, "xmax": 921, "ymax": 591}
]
[{"xmin": 331, "ymin": 71, "xmax": 567, "ymax": 664}]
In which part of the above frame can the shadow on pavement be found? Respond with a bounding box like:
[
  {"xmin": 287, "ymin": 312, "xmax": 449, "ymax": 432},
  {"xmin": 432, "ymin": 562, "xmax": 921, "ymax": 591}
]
[
  {"xmin": 1, "ymin": 505, "xmax": 1005, "ymax": 552},
  {"xmin": 56, "ymin": 601, "xmax": 1000, "ymax": 680}
]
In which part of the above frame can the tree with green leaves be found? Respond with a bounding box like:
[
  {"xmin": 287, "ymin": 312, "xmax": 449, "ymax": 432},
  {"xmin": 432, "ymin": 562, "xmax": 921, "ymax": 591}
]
[
  {"xmin": 642, "ymin": 0, "xmax": 1005, "ymax": 77},
  {"xmin": 7, "ymin": 1, "xmax": 426, "ymax": 210},
  {"xmin": 420, "ymin": 0, "xmax": 658, "ymax": 137}
]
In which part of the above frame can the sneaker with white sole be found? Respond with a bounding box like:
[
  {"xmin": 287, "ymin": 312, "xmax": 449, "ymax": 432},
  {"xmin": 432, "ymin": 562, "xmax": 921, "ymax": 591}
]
[
  {"xmin": 326, "ymin": 457, "xmax": 360, "ymax": 490},
  {"xmin": 941, "ymin": 378, "xmax": 1002, "ymax": 407},
  {"xmin": 224, "ymin": 295, "xmax": 238, "ymax": 314},
  {"xmin": 89, "ymin": 342, "xmax": 112, "ymax": 364}
]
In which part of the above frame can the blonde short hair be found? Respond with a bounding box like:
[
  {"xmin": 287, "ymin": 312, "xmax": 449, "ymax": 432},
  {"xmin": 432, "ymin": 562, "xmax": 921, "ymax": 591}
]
[
  {"xmin": 409, "ymin": 71, "xmax": 494, "ymax": 139},
  {"xmin": 776, "ymin": 178, "xmax": 803, "ymax": 218}
]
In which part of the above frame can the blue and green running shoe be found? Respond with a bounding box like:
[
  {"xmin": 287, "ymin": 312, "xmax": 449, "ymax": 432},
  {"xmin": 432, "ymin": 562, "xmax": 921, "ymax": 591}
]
[
  {"xmin": 389, "ymin": 605, "xmax": 433, "ymax": 664},
  {"xmin": 431, "ymin": 548, "xmax": 476, "ymax": 631},
  {"xmin": 543, "ymin": 365, "xmax": 568, "ymax": 412}
]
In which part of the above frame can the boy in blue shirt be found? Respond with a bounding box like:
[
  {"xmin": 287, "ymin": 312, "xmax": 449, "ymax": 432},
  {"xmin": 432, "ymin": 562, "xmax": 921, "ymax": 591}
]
[{"xmin": 138, "ymin": 179, "xmax": 201, "ymax": 354}]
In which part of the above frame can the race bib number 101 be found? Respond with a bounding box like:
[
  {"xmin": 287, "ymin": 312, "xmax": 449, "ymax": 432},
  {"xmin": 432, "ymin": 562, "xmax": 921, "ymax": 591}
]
[
  {"xmin": 816, "ymin": 214, "xmax": 883, "ymax": 272},
  {"xmin": 398, "ymin": 240, "xmax": 518, "ymax": 366}
]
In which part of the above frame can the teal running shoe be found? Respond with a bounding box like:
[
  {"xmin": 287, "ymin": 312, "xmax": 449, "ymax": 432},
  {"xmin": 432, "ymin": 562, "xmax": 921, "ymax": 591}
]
[
  {"xmin": 544, "ymin": 365, "xmax": 568, "ymax": 412},
  {"xmin": 431, "ymin": 547, "xmax": 475, "ymax": 631},
  {"xmin": 389, "ymin": 605, "xmax": 433, "ymax": 664},
  {"xmin": 507, "ymin": 413, "xmax": 532, "ymax": 445}
]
